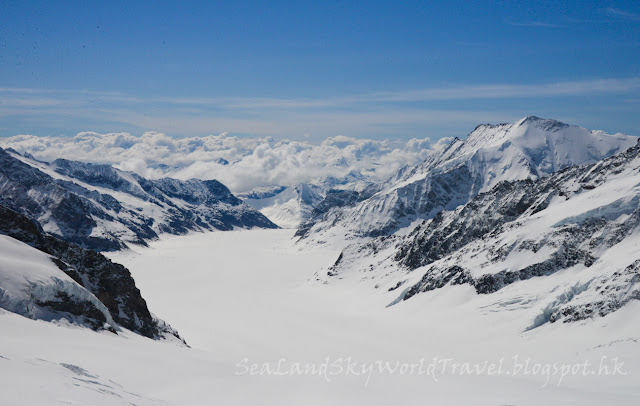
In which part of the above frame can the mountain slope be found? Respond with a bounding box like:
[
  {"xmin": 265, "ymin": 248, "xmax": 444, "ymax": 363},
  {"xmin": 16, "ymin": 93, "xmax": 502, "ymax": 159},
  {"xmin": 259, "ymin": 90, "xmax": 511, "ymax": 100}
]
[
  {"xmin": 0, "ymin": 233, "xmax": 116, "ymax": 331},
  {"xmin": 325, "ymin": 138, "xmax": 640, "ymax": 327},
  {"xmin": 4, "ymin": 228, "xmax": 640, "ymax": 405},
  {"xmin": 242, "ymin": 183, "xmax": 325, "ymax": 228},
  {"xmin": 0, "ymin": 147, "xmax": 277, "ymax": 251},
  {"xmin": 241, "ymin": 171, "xmax": 374, "ymax": 228},
  {"xmin": 0, "ymin": 204, "xmax": 183, "ymax": 341},
  {"xmin": 297, "ymin": 117, "xmax": 637, "ymax": 245}
]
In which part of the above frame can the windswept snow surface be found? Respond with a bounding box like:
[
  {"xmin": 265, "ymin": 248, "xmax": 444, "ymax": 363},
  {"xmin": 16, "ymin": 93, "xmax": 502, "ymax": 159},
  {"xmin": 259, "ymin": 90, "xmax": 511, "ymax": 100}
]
[{"xmin": 1, "ymin": 229, "xmax": 640, "ymax": 405}]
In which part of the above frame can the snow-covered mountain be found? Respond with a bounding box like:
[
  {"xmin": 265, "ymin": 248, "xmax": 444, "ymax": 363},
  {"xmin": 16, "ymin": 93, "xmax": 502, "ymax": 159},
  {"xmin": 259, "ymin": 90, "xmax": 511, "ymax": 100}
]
[
  {"xmin": 0, "ymin": 204, "xmax": 183, "ymax": 341},
  {"xmin": 0, "ymin": 147, "xmax": 277, "ymax": 251},
  {"xmin": 241, "ymin": 183, "xmax": 325, "ymax": 228},
  {"xmin": 0, "ymin": 233, "xmax": 116, "ymax": 330},
  {"xmin": 6, "ymin": 227, "xmax": 639, "ymax": 405},
  {"xmin": 297, "ymin": 116, "xmax": 637, "ymax": 245},
  {"xmin": 3, "ymin": 138, "xmax": 640, "ymax": 403},
  {"xmin": 240, "ymin": 171, "xmax": 374, "ymax": 228},
  {"xmin": 322, "ymin": 137, "xmax": 640, "ymax": 327}
]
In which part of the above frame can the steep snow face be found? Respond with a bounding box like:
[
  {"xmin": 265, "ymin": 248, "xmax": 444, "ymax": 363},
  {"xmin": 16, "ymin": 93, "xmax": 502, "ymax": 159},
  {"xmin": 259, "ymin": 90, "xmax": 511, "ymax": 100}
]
[
  {"xmin": 0, "ymin": 234, "xmax": 116, "ymax": 330},
  {"xmin": 241, "ymin": 172, "xmax": 374, "ymax": 228},
  {"xmin": 0, "ymin": 148, "xmax": 277, "ymax": 251},
  {"xmin": 298, "ymin": 117, "xmax": 637, "ymax": 246},
  {"xmin": 243, "ymin": 183, "xmax": 325, "ymax": 228},
  {"xmin": 324, "ymin": 139, "xmax": 640, "ymax": 328},
  {"xmin": 439, "ymin": 116, "xmax": 634, "ymax": 188}
]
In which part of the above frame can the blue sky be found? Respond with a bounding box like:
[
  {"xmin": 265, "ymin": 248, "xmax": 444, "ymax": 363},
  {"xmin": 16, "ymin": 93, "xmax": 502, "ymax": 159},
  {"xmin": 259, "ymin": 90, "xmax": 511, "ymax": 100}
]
[{"xmin": 1, "ymin": 0, "xmax": 639, "ymax": 140}]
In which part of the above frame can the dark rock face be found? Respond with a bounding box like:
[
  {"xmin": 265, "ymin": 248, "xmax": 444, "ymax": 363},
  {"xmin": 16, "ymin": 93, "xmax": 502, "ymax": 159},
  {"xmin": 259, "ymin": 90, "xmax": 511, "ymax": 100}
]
[
  {"xmin": 35, "ymin": 291, "xmax": 113, "ymax": 332},
  {"xmin": 402, "ymin": 244, "xmax": 596, "ymax": 301},
  {"xmin": 402, "ymin": 266, "xmax": 472, "ymax": 301},
  {"xmin": 0, "ymin": 204, "xmax": 184, "ymax": 342},
  {"xmin": 0, "ymin": 148, "xmax": 277, "ymax": 251}
]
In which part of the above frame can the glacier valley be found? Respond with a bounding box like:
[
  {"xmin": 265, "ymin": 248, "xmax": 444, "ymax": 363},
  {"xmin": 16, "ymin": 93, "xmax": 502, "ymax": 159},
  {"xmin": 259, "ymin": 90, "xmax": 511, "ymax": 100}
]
[{"xmin": 1, "ymin": 117, "xmax": 640, "ymax": 405}]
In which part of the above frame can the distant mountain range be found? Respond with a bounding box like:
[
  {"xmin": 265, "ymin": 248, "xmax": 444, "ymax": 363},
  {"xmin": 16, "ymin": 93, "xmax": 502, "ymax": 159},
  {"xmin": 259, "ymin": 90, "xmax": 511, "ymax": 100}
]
[
  {"xmin": 0, "ymin": 147, "xmax": 277, "ymax": 339},
  {"xmin": 239, "ymin": 171, "xmax": 375, "ymax": 228},
  {"xmin": 0, "ymin": 147, "xmax": 277, "ymax": 251}
]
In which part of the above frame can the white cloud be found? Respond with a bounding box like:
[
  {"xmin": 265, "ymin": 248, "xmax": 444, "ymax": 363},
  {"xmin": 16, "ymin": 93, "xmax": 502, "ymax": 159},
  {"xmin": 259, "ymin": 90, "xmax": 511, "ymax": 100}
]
[
  {"xmin": 605, "ymin": 8, "xmax": 640, "ymax": 22},
  {"xmin": 1, "ymin": 132, "xmax": 447, "ymax": 193}
]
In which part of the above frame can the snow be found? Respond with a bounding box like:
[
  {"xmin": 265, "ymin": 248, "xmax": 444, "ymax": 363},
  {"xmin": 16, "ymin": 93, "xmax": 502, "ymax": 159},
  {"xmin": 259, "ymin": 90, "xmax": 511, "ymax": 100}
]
[
  {"xmin": 327, "ymin": 159, "xmax": 640, "ymax": 294},
  {"xmin": 244, "ymin": 184, "xmax": 325, "ymax": 228},
  {"xmin": 0, "ymin": 235, "xmax": 115, "ymax": 328},
  {"xmin": 300, "ymin": 117, "xmax": 638, "ymax": 246},
  {"xmin": 1, "ymin": 229, "xmax": 638, "ymax": 404},
  {"xmin": 243, "ymin": 174, "xmax": 374, "ymax": 229}
]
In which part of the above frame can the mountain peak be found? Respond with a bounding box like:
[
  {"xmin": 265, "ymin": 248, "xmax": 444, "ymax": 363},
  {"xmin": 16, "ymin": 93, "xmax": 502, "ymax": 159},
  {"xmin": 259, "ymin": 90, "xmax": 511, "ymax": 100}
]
[
  {"xmin": 518, "ymin": 116, "xmax": 570, "ymax": 131},
  {"xmin": 297, "ymin": 117, "xmax": 638, "ymax": 244},
  {"xmin": 463, "ymin": 116, "xmax": 575, "ymax": 152}
]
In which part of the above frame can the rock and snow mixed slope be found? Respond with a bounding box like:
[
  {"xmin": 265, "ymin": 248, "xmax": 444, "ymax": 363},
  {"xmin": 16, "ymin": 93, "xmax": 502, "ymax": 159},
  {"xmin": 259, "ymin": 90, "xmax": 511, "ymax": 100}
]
[
  {"xmin": 297, "ymin": 116, "xmax": 637, "ymax": 245},
  {"xmin": 0, "ymin": 234, "xmax": 116, "ymax": 331},
  {"xmin": 325, "ymin": 138, "xmax": 640, "ymax": 328},
  {"xmin": 0, "ymin": 204, "xmax": 183, "ymax": 341},
  {"xmin": 240, "ymin": 172, "xmax": 375, "ymax": 228},
  {"xmin": 0, "ymin": 147, "xmax": 276, "ymax": 251},
  {"xmin": 0, "ymin": 220, "xmax": 639, "ymax": 404},
  {"xmin": 240, "ymin": 183, "xmax": 326, "ymax": 228},
  {"xmin": 1, "ymin": 229, "xmax": 630, "ymax": 405}
]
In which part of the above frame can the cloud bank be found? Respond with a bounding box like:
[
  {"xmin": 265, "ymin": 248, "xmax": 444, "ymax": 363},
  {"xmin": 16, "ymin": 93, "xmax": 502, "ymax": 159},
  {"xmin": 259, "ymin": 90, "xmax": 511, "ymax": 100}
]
[{"xmin": 1, "ymin": 132, "xmax": 450, "ymax": 193}]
